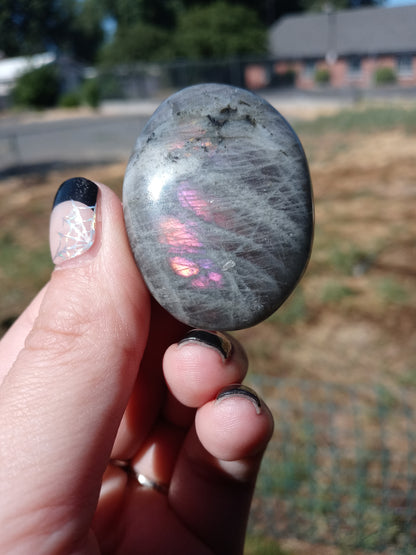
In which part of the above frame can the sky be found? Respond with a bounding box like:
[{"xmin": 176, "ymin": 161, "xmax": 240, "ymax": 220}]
[{"xmin": 384, "ymin": 0, "xmax": 416, "ymax": 5}]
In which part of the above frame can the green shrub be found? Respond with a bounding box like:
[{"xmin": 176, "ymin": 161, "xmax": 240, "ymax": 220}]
[
  {"xmin": 284, "ymin": 68, "xmax": 297, "ymax": 84},
  {"xmin": 58, "ymin": 78, "xmax": 101, "ymax": 110},
  {"xmin": 374, "ymin": 66, "xmax": 397, "ymax": 85},
  {"xmin": 82, "ymin": 77, "xmax": 100, "ymax": 108},
  {"xmin": 315, "ymin": 67, "xmax": 330, "ymax": 85},
  {"xmin": 12, "ymin": 64, "xmax": 60, "ymax": 109},
  {"xmin": 272, "ymin": 68, "xmax": 296, "ymax": 87},
  {"xmin": 97, "ymin": 74, "xmax": 123, "ymax": 100},
  {"xmin": 59, "ymin": 91, "xmax": 82, "ymax": 108}
]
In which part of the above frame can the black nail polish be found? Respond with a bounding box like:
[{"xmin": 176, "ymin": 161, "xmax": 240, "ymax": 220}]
[
  {"xmin": 178, "ymin": 329, "xmax": 232, "ymax": 360},
  {"xmin": 216, "ymin": 384, "xmax": 262, "ymax": 414},
  {"xmin": 53, "ymin": 177, "xmax": 98, "ymax": 209},
  {"xmin": 50, "ymin": 177, "xmax": 98, "ymax": 264}
]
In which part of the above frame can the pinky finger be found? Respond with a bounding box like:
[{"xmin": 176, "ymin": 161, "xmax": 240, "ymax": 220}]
[
  {"xmin": 169, "ymin": 385, "xmax": 274, "ymax": 555},
  {"xmin": 196, "ymin": 384, "xmax": 274, "ymax": 464}
]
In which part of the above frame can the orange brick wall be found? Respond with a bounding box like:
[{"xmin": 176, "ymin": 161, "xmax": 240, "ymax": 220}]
[
  {"xmin": 272, "ymin": 55, "xmax": 416, "ymax": 89},
  {"xmin": 397, "ymin": 56, "xmax": 416, "ymax": 86}
]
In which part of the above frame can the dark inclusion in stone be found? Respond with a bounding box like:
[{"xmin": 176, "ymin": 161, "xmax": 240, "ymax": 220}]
[{"xmin": 123, "ymin": 83, "xmax": 314, "ymax": 331}]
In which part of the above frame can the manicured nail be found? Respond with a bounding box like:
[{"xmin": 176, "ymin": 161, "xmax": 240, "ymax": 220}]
[
  {"xmin": 216, "ymin": 384, "xmax": 262, "ymax": 414},
  {"xmin": 49, "ymin": 177, "xmax": 98, "ymax": 265},
  {"xmin": 178, "ymin": 329, "xmax": 232, "ymax": 360}
]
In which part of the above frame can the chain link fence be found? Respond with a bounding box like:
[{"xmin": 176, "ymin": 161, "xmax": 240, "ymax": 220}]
[
  {"xmin": 246, "ymin": 376, "xmax": 416, "ymax": 553},
  {"xmin": 97, "ymin": 57, "xmax": 295, "ymax": 101}
]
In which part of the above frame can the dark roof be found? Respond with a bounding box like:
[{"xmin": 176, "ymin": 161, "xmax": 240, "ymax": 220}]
[{"xmin": 269, "ymin": 5, "xmax": 416, "ymax": 60}]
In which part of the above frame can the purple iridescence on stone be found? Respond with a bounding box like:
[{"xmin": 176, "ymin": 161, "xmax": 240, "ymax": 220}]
[{"xmin": 123, "ymin": 83, "xmax": 314, "ymax": 330}]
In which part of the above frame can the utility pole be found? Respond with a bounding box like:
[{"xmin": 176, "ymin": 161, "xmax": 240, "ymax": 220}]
[{"xmin": 324, "ymin": 3, "xmax": 338, "ymax": 66}]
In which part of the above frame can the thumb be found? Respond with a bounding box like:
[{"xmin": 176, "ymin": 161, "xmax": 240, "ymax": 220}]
[{"xmin": 0, "ymin": 178, "xmax": 150, "ymax": 551}]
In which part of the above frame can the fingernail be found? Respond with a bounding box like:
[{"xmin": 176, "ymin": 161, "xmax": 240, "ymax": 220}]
[
  {"xmin": 178, "ymin": 329, "xmax": 232, "ymax": 360},
  {"xmin": 216, "ymin": 384, "xmax": 262, "ymax": 414},
  {"xmin": 49, "ymin": 177, "xmax": 98, "ymax": 265}
]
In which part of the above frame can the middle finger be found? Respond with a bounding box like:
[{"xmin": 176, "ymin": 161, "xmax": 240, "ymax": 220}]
[{"xmin": 111, "ymin": 301, "xmax": 188, "ymax": 460}]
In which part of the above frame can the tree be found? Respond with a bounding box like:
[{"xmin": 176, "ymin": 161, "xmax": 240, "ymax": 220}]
[
  {"xmin": 173, "ymin": 2, "xmax": 266, "ymax": 60},
  {"xmin": 0, "ymin": 0, "xmax": 103, "ymax": 63},
  {"xmin": 0, "ymin": 0, "xmax": 387, "ymax": 67},
  {"xmin": 349, "ymin": 0, "xmax": 384, "ymax": 4},
  {"xmin": 0, "ymin": 0, "xmax": 69, "ymax": 56},
  {"xmin": 99, "ymin": 22, "xmax": 172, "ymax": 63},
  {"xmin": 301, "ymin": 0, "xmax": 384, "ymax": 10},
  {"xmin": 66, "ymin": 0, "xmax": 105, "ymax": 63},
  {"xmin": 301, "ymin": 0, "xmax": 347, "ymax": 9},
  {"xmin": 177, "ymin": 0, "xmax": 304, "ymax": 26},
  {"xmin": 100, "ymin": 0, "xmax": 180, "ymax": 30},
  {"xmin": 138, "ymin": 0, "xmax": 183, "ymax": 29}
]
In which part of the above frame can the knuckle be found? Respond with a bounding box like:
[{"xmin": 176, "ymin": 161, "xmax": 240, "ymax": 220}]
[{"xmin": 23, "ymin": 303, "xmax": 93, "ymax": 362}]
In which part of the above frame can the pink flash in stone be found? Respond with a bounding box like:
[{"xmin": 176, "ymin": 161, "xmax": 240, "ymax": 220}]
[{"xmin": 177, "ymin": 183, "xmax": 212, "ymax": 222}]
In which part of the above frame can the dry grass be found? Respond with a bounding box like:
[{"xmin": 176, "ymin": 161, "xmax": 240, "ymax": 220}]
[
  {"xmin": 236, "ymin": 126, "xmax": 416, "ymax": 391},
  {"xmin": 239, "ymin": 112, "xmax": 416, "ymax": 554}
]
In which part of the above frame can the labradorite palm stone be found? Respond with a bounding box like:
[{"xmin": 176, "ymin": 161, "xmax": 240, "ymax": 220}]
[{"xmin": 123, "ymin": 83, "xmax": 313, "ymax": 330}]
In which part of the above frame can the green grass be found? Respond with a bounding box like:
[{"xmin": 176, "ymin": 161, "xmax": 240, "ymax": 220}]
[
  {"xmin": 257, "ymin": 439, "xmax": 315, "ymax": 497},
  {"xmin": 0, "ymin": 233, "xmax": 52, "ymax": 334},
  {"xmin": 398, "ymin": 364, "xmax": 416, "ymax": 388},
  {"xmin": 268, "ymin": 287, "xmax": 308, "ymax": 326},
  {"xmin": 321, "ymin": 281, "xmax": 358, "ymax": 304},
  {"xmin": 375, "ymin": 384, "xmax": 399, "ymax": 414},
  {"xmin": 376, "ymin": 277, "xmax": 410, "ymax": 306},
  {"xmin": 245, "ymin": 535, "xmax": 292, "ymax": 555},
  {"xmin": 328, "ymin": 244, "xmax": 375, "ymax": 276},
  {"xmin": 295, "ymin": 104, "xmax": 416, "ymax": 135},
  {"xmin": 0, "ymin": 233, "xmax": 51, "ymax": 283}
]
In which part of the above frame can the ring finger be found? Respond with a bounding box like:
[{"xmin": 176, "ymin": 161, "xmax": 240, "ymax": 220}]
[{"xmin": 126, "ymin": 329, "xmax": 249, "ymax": 487}]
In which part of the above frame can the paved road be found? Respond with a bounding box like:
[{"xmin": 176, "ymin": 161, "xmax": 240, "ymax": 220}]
[
  {"xmin": 0, "ymin": 90, "xmax": 351, "ymax": 176},
  {"xmin": 1, "ymin": 85, "xmax": 410, "ymax": 176},
  {"xmin": 0, "ymin": 111, "xmax": 150, "ymax": 176}
]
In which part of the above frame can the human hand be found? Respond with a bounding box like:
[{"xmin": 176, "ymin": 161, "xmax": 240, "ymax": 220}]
[{"xmin": 0, "ymin": 178, "xmax": 274, "ymax": 554}]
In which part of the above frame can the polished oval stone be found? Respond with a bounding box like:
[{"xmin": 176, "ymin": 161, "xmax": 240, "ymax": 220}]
[{"xmin": 123, "ymin": 83, "xmax": 313, "ymax": 330}]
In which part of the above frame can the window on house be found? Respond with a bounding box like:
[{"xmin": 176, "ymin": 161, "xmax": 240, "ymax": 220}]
[
  {"xmin": 304, "ymin": 60, "xmax": 315, "ymax": 79},
  {"xmin": 397, "ymin": 55, "xmax": 413, "ymax": 76},
  {"xmin": 348, "ymin": 57, "xmax": 361, "ymax": 77}
]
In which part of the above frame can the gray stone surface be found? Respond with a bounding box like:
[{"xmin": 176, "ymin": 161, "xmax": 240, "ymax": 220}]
[{"xmin": 123, "ymin": 83, "xmax": 313, "ymax": 330}]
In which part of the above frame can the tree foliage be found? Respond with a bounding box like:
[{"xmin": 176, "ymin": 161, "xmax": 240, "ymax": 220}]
[
  {"xmin": 0, "ymin": 0, "xmax": 68, "ymax": 56},
  {"xmin": 173, "ymin": 2, "xmax": 266, "ymax": 60},
  {"xmin": 301, "ymin": 0, "xmax": 383, "ymax": 10},
  {"xmin": 173, "ymin": 0, "xmax": 304, "ymax": 26},
  {"xmin": 100, "ymin": 23, "xmax": 172, "ymax": 63},
  {"xmin": 100, "ymin": 1, "xmax": 266, "ymax": 62},
  {"xmin": 0, "ymin": 0, "xmax": 103, "ymax": 62},
  {"xmin": 67, "ymin": 0, "xmax": 105, "ymax": 63},
  {"xmin": 100, "ymin": 0, "xmax": 180, "ymax": 29},
  {"xmin": 0, "ymin": 0, "xmax": 386, "ymax": 64}
]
